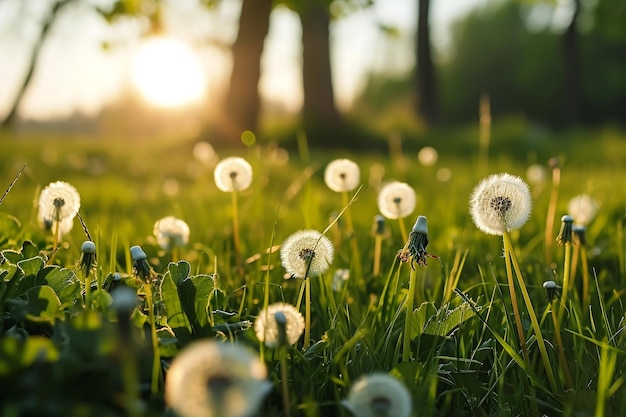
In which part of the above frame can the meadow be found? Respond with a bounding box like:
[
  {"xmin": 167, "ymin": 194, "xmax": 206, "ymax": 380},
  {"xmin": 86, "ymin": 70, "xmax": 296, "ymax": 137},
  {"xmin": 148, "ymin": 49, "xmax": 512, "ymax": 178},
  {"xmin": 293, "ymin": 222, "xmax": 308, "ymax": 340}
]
[{"xmin": 0, "ymin": 124, "xmax": 625, "ymax": 417}]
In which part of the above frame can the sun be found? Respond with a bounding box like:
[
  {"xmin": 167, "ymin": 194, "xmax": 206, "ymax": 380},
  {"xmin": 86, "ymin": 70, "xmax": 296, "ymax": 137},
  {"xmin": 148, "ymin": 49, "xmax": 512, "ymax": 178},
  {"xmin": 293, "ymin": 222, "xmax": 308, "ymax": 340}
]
[{"xmin": 129, "ymin": 37, "xmax": 207, "ymax": 107}]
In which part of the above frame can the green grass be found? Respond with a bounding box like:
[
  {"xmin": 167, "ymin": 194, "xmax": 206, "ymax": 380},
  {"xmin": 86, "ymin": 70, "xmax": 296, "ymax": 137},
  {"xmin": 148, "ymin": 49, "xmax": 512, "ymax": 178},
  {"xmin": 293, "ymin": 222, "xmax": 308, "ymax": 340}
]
[{"xmin": 0, "ymin": 124, "xmax": 625, "ymax": 417}]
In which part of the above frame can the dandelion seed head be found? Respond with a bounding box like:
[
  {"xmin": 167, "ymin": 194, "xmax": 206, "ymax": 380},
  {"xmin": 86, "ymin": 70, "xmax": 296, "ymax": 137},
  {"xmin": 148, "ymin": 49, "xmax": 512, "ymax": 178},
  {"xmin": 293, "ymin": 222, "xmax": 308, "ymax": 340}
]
[
  {"xmin": 214, "ymin": 157, "xmax": 253, "ymax": 192},
  {"xmin": 417, "ymin": 146, "xmax": 438, "ymax": 166},
  {"xmin": 38, "ymin": 181, "xmax": 80, "ymax": 221},
  {"xmin": 165, "ymin": 340, "xmax": 270, "ymax": 417},
  {"xmin": 153, "ymin": 216, "xmax": 190, "ymax": 250},
  {"xmin": 342, "ymin": 373, "xmax": 412, "ymax": 417},
  {"xmin": 324, "ymin": 158, "xmax": 360, "ymax": 192},
  {"xmin": 469, "ymin": 173, "xmax": 532, "ymax": 236},
  {"xmin": 254, "ymin": 302, "xmax": 305, "ymax": 348},
  {"xmin": 568, "ymin": 194, "xmax": 598, "ymax": 226},
  {"xmin": 280, "ymin": 230, "xmax": 334, "ymax": 278},
  {"xmin": 37, "ymin": 211, "xmax": 74, "ymax": 237},
  {"xmin": 377, "ymin": 182, "xmax": 416, "ymax": 220}
]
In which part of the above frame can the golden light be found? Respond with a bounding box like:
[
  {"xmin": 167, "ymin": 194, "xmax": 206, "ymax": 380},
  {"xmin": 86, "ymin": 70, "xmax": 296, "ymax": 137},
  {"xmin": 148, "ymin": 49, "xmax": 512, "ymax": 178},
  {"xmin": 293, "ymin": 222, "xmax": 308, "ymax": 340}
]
[{"xmin": 129, "ymin": 37, "xmax": 207, "ymax": 107}]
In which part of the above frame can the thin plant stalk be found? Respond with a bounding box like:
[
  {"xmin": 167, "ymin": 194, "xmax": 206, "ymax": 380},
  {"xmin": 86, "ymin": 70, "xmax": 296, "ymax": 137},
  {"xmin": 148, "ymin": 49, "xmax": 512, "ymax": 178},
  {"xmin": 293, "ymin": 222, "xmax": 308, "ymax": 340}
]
[
  {"xmin": 545, "ymin": 162, "xmax": 561, "ymax": 267},
  {"xmin": 558, "ymin": 241, "xmax": 572, "ymax": 322},
  {"xmin": 398, "ymin": 217, "xmax": 408, "ymax": 244},
  {"xmin": 231, "ymin": 186, "xmax": 241, "ymax": 267},
  {"xmin": 342, "ymin": 190, "xmax": 362, "ymax": 279},
  {"xmin": 373, "ymin": 234, "xmax": 382, "ymax": 277},
  {"xmin": 279, "ymin": 345, "xmax": 292, "ymax": 417},
  {"xmin": 304, "ymin": 278, "xmax": 311, "ymax": 350},
  {"xmin": 549, "ymin": 301, "xmax": 573, "ymax": 389},
  {"xmin": 580, "ymin": 245, "xmax": 590, "ymax": 309},
  {"xmin": 144, "ymin": 282, "xmax": 161, "ymax": 395},
  {"xmin": 402, "ymin": 266, "xmax": 417, "ymax": 362},
  {"xmin": 504, "ymin": 231, "xmax": 559, "ymax": 393}
]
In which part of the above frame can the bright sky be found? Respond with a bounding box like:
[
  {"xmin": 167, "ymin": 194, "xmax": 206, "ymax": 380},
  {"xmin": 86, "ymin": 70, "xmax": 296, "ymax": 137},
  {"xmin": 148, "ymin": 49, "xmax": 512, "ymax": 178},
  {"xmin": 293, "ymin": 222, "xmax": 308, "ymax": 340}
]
[{"xmin": 0, "ymin": 0, "xmax": 488, "ymax": 121}]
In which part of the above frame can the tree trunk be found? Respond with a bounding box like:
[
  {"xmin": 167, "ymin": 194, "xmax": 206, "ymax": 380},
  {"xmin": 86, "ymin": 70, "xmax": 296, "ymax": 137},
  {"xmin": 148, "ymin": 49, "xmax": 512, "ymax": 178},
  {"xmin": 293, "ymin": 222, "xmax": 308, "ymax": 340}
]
[
  {"xmin": 299, "ymin": 3, "xmax": 341, "ymax": 136},
  {"xmin": 415, "ymin": 0, "xmax": 439, "ymax": 127},
  {"xmin": 1, "ymin": 0, "xmax": 72, "ymax": 128},
  {"xmin": 221, "ymin": 0, "xmax": 273, "ymax": 142},
  {"xmin": 561, "ymin": 0, "xmax": 581, "ymax": 124}
]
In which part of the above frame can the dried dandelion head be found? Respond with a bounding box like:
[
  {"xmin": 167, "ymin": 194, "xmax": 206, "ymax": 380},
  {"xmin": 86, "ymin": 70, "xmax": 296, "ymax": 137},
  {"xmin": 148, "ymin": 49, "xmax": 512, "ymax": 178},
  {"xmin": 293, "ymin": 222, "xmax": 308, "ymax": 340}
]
[
  {"xmin": 469, "ymin": 173, "xmax": 532, "ymax": 236},
  {"xmin": 165, "ymin": 340, "xmax": 271, "ymax": 417},
  {"xmin": 568, "ymin": 194, "xmax": 598, "ymax": 226},
  {"xmin": 254, "ymin": 302, "xmax": 304, "ymax": 348},
  {"xmin": 342, "ymin": 373, "xmax": 412, "ymax": 417},
  {"xmin": 153, "ymin": 216, "xmax": 190, "ymax": 250},
  {"xmin": 324, "ymin": 158, "xmax": 360, "ymax": 192},
  {"xmin": 377, "ymin": 181, "xmax": 416, "ymax": 220},
  {"xmin": 280, "ymin": 230, "xmax": 334, "ymax": 279},
  {"xmin": 38, "ymin": 181, "xmax": 81, "ymax": 221},
  {"xmin": 214, "ymin": 157, "xmax": 253, "ymax": 192}
]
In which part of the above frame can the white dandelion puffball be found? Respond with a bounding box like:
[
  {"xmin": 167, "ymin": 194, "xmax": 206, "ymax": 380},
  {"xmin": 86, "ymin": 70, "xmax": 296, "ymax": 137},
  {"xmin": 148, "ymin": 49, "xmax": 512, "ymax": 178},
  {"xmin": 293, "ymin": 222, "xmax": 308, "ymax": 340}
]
[
  {"xmin": 254, "ymin": 302, "xmax": 305, "ymax": 348},
  {"xmin": 568, "ymin": 194, "xmax": 599, "ymax": 226},
  {"xmin": 165, "ymin": 340, "xmax": 271, "ymax": 417},
  {"xmin": 38, "ymin": 181, "xmax": 81, "ymax": 221},
  {"xmin": 214, "ymin": 157, "xmax": 253, "ymax": 192},
  {"xmin": 469, "ymin": 173, "xmax": 532, "ymax": 236},
  {"xmin": 280, "ymin": 230, "xmax": 334, "ymax": 279},
  {"xmin": 153, "ymin": 216, "xmax": 190, "ymax": 250},
  {"xmin": 37, "ymin": 210, "xmax": 74, "ymax": 237},
  {"xmin": 324, "ymin": 158, "xmax": 360, "ymax": 192},
  {"xmin": 377, "ymin": 181, "xmax": 417, "ymax": 220},
  {"xmin": 417, "ymin": 146, "xmax": 438, "ymax": 167},
  {"xmin": 342, "ymin": 373, "xmax": 412, "ymax": 417}
]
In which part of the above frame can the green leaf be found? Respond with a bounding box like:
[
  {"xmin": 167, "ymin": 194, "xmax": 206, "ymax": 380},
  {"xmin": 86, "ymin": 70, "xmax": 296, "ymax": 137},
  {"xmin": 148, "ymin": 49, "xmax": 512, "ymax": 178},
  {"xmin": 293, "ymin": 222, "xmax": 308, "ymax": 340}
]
[
  {"xmin": 0, "ymin": 336, "xmax": 59, "ymax": 375},
  {"xmin": 24, "ymin": 285, "xmax": 63, "ymax": 323},
  {"xmin": 411, "ymin": 301, "xmax": 437, "ymax": 339},
  {"xmin": 88, "ymin": 289, "xmax": 113, "ymax": 312},
  {"xmin": 20, "ymin": 241, "xmax": 40, "ymax": 259},
  {"xmin": 41, "ymin": 266, "xmax": 77, "ymax": 295},
  {"xmin": 423, "ymin": 302, "xmax": 477, "ymax": 337},
  {"xmin": 161, "ymin": 268, "xmax": 192, "ymax": 343},
  {"xmin": 168, "ymin": 260, "xmax": 191, "ymax": 286},
  {"xmin": 178, "ymin": 274, "xmax": 215, "ymax": 338},
  {"xmin": 18, "ymin": 256, "xmax": 45, "ymax": 277}
]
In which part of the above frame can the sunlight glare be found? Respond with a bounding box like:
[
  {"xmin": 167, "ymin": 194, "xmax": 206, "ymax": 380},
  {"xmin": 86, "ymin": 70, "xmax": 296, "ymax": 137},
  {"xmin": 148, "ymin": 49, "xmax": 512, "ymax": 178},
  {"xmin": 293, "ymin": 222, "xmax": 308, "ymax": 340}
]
[{"xmin": 130, "ymin": 37, "xmax": 207, "ymax": 107}]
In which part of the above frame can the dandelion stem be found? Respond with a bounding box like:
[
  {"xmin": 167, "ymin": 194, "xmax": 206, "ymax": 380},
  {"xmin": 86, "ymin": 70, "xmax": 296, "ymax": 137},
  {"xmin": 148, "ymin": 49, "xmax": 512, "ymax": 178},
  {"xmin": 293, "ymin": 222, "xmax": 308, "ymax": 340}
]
[
  {"xmin": 545, "ymin": 163, "xmax": 560, "ymax": 267},
  {"xmin": 303, "ymin": 278, "xmax": 311, "ymax": 350},
  {"xmin": 144, "ymin": 282, "xmax": 161, "ymax": 395},
  {"xmin": 373, "ymin": 234, "xmax": 382, "ymax": 277},
  {"xmin": 231, "ymin": 188, "xmax": 241, "ymax": 268},
  {"xmin": 398, "ymin": 217, "xmax": 408, "ymax": 244},
  {"xmin": 504, "ymin": 231, "xmax": 559, "ymax": 393},
  {"xmin": 581, "ymin": 245, "xmax": 590, "ymax": 309},
  {"xmin": 279, "ymin": 346, "xmax": 292, "ymax": 417},
  {"xmin": 558, "ymin": 241, "xmax": 572, "ymax": 323},
  {"xmin": 402, "ymin": 266, "xmax": 417, "ymax": 362},
  {"xmin": 549, "ymin": 301, "xmax": 573, "ymax": 389}
]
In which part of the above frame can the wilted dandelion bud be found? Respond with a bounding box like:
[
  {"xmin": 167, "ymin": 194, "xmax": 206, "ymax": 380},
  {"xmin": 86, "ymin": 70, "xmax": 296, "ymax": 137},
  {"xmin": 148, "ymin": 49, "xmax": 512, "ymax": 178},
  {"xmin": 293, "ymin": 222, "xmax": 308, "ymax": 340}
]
[
  {"xmin": 80, "ymin": 240, "xmax": 96, "ymax": 277},
  {"xmin": 254, "ymin": 302, "xmax": 304, "ymax": 348},
  {"xmin": 398, "ymin": 215, "xmax": 435, "ymax": 268},
  {"xmin": 377, "ymin": 181, "xmax": 417, "ymax": 220},
  {"xmin": 469, "ymin": 173, "xmax": 532, "ymax": 236},
  {"xmin": 280, "ymin": 230, "xmax": 334, "ymax": 279},
  {"xmin": 130, "ymin": 245, "xmax": 152, "ymax": 282},
  {"xmin": 568, "ymin": 194, "xmax": 599, "ymax": 226},
  {"xmin": 372, "ymin": 215, "xmax": 387, "ymax": 236},
  {"xmin": 214, "ymin": 157, "xmax": 253, "ymax": 192},
  {"xmin": 111, "ymin": 286, "xmax": 138, "ymax": 336},
  {"xmin": 556, "ymin": 215, "xmax": 574, "ymax": 245},
  {"xmin": 543, "ymin": 280, "xmax": 562, "ymax": 301},
  {"xmin": 342, "ymin": 373, "xmax": 412, "ymax": 417},
  {"xmin": 324, "ymin": 158, "xmax": 360, "ymax": 192},
  {"xmin": 573, "ymin": 224, "xmax": 587, "ymax": 246},
  {"xmin": 38, "ymin": 181, "xmax": 81, "ymax": 222},
  {"xmin": 153, "ymin": 216, "xmax": 190, "ymax": 251},
  {"xmin": 165, "ymin": 340, "xmax": 271, "ymax": 417}
]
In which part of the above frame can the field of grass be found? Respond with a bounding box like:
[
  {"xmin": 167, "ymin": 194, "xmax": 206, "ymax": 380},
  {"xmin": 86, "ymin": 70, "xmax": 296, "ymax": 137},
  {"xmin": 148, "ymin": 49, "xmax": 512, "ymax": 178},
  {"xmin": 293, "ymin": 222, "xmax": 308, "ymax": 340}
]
[{"xmin": 0, "ymin": 124, "xmax": 625, "ymax": 417}]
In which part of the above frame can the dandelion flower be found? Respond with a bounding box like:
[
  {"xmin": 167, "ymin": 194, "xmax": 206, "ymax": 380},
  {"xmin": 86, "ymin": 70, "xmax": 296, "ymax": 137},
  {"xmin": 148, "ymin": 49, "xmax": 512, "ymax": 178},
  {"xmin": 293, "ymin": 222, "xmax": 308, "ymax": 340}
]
[
  {"xmin": 417, "ymin": 146, "xmax": 438, "ymax": 167},
  {"xmin": 377, "ymin": 181, "xmax": 416, "ymax": 220},
  {"xmin": 214, "ymin": 157, "xmax": 253, "ymax": 192},
  {"xmin": 469, "ymin": 173, "xmax": 532, "ymax": 236},
  {"xmin": 280, "ymin": 230, "xmax": 334, "ymax": 279},
  {"xmin": 37, "ymin": 210, "xmax": 74, "ymax": 237},
  {"xmin": 153, "ymin": 216, "xmax": 190, "ymax": 250},
  {"xmin": 254, "ymin": 302, "xmax": 304, "ymax": 348},
  {"xmin": 568, "ymin": 194, "xmax": 598, "ymax": 226},
  {"xmin": 38, "ymin": 181, "xmax": 81, "ymax": 222},
  {"xmin": 342, "ymin": 373, "xmax": 412, "ymax": 417},
  {"xmin": 324, "ymin": 158, "xmax": 360, "ymax": 192},
  {"xmin": 165, "ymin": 340, "xmax": 271, "ymax": 417}
]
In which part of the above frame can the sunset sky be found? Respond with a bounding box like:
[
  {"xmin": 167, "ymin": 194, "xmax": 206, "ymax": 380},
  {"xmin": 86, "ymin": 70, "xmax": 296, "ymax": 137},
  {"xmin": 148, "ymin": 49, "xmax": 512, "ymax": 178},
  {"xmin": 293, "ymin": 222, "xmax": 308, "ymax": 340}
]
[{"xmin": 0, "ymin": 0, "xmax": 488, "ymax": 121}]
